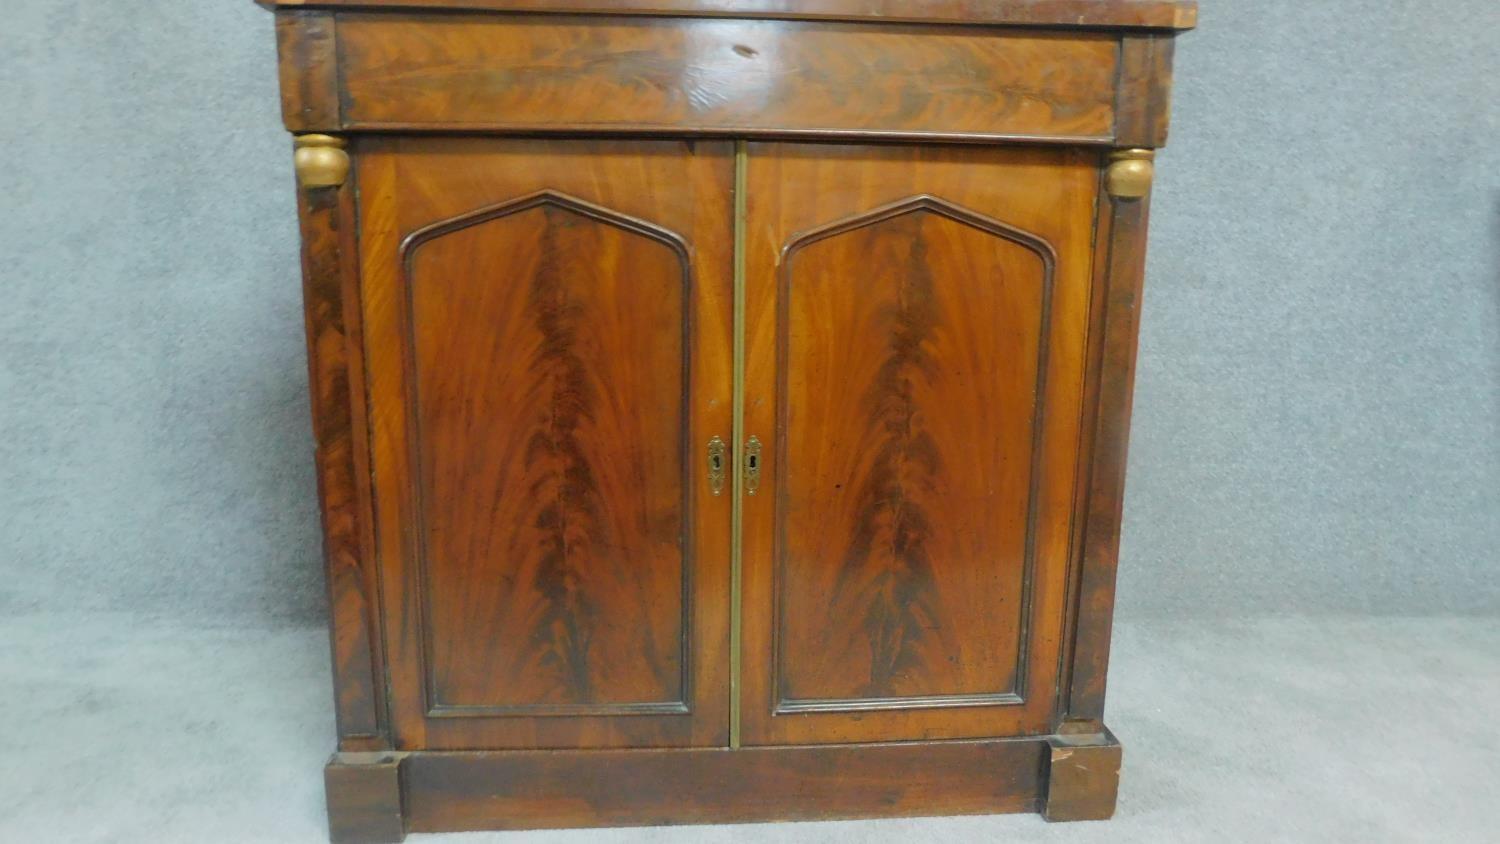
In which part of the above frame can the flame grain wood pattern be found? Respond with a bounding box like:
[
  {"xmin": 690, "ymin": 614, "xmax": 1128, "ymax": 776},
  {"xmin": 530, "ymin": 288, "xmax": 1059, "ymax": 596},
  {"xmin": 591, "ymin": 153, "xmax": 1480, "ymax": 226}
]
[
  {"xmin": 359, "ymin": 138, "xmax": 733, "ymax": 750},
  {"xmin": 401, "ymin": 192, "xmax": 693, "ymax": 717},
  {"xmin": 336, "ymin": 14, "xmax": 1120, "ymax": 142},
  {"xmin": 741, "ymin": 143, "xmax": 1098, "ymax": 745},
  {"xmin": 773, "ymin": 196, "xmax": 1055, "ymax": 713}
]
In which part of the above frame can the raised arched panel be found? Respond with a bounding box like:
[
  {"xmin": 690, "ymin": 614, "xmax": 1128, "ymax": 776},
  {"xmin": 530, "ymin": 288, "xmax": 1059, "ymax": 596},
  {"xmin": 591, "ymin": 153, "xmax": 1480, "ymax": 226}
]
[
  {"xmin": 400, "ymin": 191, "xmax": 692, "ymax": 717},
  {"xmin": 773, "ymin": 195, "xmax": 1055, "ymax": 713}
]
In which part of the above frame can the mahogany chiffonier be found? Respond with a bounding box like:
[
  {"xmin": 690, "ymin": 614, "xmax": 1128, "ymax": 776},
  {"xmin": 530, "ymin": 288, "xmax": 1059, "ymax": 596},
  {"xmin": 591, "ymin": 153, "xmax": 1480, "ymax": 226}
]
[{"xmin": 260, "ymin": 1, "xmax": 1195, "ymax": 840}]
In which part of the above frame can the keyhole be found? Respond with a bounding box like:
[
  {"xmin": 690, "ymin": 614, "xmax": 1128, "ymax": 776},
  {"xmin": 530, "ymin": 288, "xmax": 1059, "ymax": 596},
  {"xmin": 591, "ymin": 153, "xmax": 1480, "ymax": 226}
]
[
  {"xmin": 747, "ymin": 454, "xmax": 758, "ymax": 470},
  {"xmin": 711, "ymin": 454, "xmax": 723, "ymax": 471}
]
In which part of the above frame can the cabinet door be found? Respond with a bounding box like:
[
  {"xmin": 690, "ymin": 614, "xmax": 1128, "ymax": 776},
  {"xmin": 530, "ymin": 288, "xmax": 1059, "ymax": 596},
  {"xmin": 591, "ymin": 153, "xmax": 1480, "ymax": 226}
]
[
  {"xmin": 358, "ymin": 139, "xmax": 733, "ymax": 750},
  {"xmin": 741, "ymin": 143, "xmax": 1098, "ymax": 745}
]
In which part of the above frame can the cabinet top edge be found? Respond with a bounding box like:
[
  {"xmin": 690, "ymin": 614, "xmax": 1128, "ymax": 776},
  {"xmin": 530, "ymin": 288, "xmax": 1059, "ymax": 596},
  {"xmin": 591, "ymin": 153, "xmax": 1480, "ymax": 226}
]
[{"xmin": 254, "ymin": 0, "xmax": 1198, "ymax": 31}]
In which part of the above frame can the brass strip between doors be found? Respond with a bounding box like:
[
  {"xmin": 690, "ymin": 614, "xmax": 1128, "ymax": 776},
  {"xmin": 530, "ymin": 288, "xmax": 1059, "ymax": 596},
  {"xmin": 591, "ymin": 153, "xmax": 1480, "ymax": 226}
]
[{"xmin": 729, "ymin": 141, "xmax": 747, "ymax": 748}]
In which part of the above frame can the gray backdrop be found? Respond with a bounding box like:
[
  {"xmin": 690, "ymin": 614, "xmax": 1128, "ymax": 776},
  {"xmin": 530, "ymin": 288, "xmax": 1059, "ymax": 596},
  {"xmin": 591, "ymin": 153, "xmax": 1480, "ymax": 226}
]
[{"xmin": 3, "ymin": 0, "xmax": 1497, "ymax": 626}]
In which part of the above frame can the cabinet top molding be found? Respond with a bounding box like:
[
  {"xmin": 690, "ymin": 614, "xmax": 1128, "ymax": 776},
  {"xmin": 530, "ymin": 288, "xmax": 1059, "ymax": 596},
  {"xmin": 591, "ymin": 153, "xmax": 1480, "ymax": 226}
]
[{"xmin": 255, "ymin": 0, "xmax": 1198, "ymax": 31}]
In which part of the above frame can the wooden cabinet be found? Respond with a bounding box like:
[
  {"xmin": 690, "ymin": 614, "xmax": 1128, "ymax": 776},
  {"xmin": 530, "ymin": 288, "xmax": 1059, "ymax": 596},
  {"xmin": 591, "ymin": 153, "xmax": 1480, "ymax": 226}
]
[{"xmin": 264, "ymin": 2, "xmax": 1194, "ymax": 841}]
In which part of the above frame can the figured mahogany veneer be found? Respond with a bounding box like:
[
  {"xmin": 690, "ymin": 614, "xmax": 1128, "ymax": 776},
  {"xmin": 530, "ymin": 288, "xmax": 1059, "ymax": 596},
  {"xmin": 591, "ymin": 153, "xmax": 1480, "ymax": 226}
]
[
  {"xmin": 335, "ymin": 15, "xmax": 1121, "ymax": 142},
  {"xmin": 266, "ymin": 1, "xmax": 1194, "ymax": 840},
  {"xmin": 358, "ymin": 138, "xmax": 734, "ymax": 751},
  {"xmin": 740, "ymin": 144, "xmax": 1099, "ymax": 746}
]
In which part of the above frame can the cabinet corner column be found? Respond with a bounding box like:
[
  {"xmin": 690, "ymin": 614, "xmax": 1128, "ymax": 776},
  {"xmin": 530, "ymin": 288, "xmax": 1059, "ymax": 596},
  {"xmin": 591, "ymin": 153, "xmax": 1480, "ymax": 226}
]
[
  {"xmin": 293, "ymin": 132, "xmax": 390, "ymax": 751},
  {"xmin": 1062, "ymin": 146, "xmax": 1158, "ymax": 724}
]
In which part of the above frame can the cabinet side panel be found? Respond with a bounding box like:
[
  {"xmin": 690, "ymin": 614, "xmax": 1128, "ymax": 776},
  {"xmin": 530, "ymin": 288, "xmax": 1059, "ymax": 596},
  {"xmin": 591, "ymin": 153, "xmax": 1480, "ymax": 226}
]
[{"xmin": 298, "ymin": 167, "xmax": 389, "ymax": 748}]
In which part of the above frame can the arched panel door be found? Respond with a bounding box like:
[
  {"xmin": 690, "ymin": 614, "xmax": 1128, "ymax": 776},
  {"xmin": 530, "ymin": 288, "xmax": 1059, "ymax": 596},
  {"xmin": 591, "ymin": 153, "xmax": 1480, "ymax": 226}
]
[
  {"xmin": 741, "ymin": 143, "xmax": 1100, "ymax": 745},
  {"xmin": 358, "ymin": 139, "xmax": 734, "ymax": 750}
]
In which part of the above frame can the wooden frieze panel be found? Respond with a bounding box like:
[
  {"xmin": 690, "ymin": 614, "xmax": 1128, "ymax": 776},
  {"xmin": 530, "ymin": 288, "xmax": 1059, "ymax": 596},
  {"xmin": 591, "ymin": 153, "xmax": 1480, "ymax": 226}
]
[{"xmin": 335, "ymin": 14, "xmax": 1121, "ymax": 142}]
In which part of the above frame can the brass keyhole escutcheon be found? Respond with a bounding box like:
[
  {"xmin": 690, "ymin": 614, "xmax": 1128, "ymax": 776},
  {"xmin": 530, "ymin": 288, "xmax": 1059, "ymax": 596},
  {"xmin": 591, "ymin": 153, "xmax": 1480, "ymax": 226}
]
[
  {"xmin": 744, "ymin": 436, "xmax": 762, "ymax": 495},
  {"xmin": 707, "ymin": 436, "xmax": 727, "ymax": 496}
]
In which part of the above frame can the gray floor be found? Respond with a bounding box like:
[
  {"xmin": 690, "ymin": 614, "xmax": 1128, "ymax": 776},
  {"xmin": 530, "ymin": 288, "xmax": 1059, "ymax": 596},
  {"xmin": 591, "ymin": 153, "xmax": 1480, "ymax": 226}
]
[{"xmin": 2, "ymin": 614, "xmax": 1495, "ymax": 844}]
